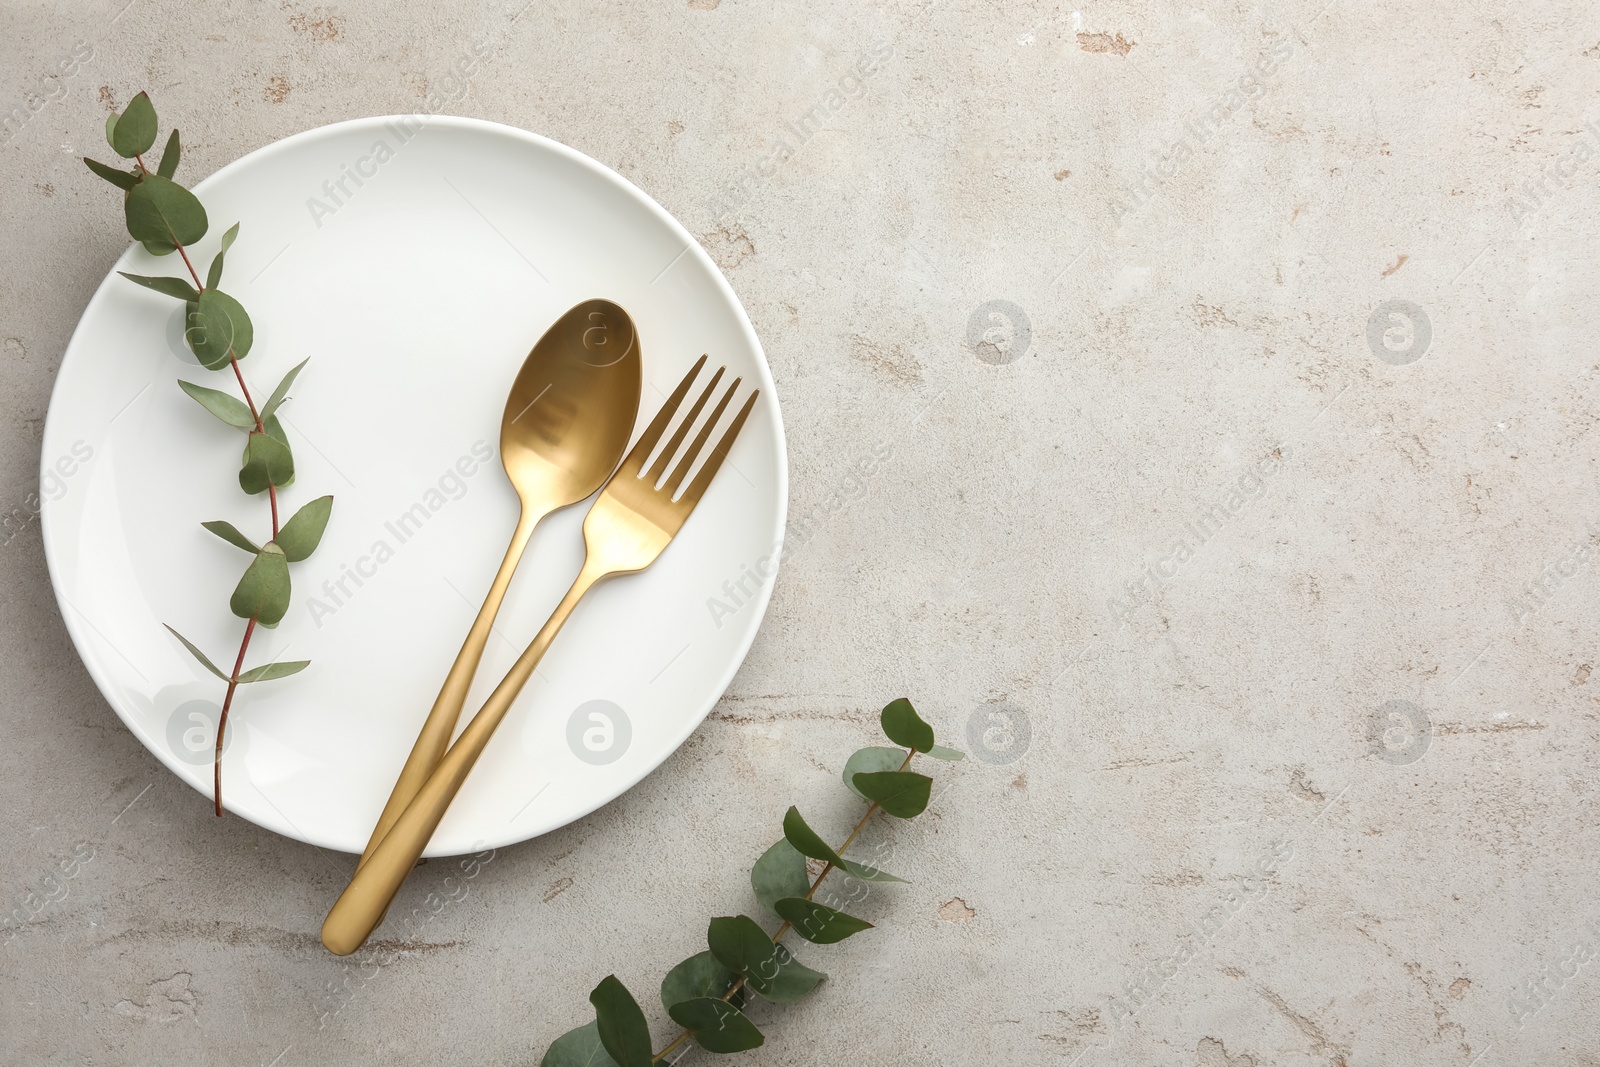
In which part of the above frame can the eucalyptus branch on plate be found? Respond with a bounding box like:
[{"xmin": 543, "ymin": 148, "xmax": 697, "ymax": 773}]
[
  {"xmin": 84, "ymin": 93, "xmax": 333, "ymax": 816},
  {"xmin": 540, "ymin": 698, "xmax": 963, "ymax": 1066}
]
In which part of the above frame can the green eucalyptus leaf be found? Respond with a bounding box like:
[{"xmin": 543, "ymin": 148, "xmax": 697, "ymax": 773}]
[
  {"xmin": 239, "ymin": 430, "xmax": 294, "ymax": 495},
  {"xmin": 854, "ymin": 770, "xmax": 934, "ymax": 819},
  {"xmin": 110, "ymin": 91, "xmax": 157, "ymax": 157},
  {"xmin": 751, "ymin": 839, "xmax": 809, "ymax": 917},
  {"xmin": 184, "ymin": 289, "xmax": 252, "ymax": 368},
  {"xmin": 141, "ymin": 238, "xmax": 178, "ymax": 257},
  {"xmin": 706, "ymin": 915, "xmax": 771, "ymax": 981},
  {"xmin": 260, "ymin": 358, "xmax": 308, "ymax": 421},
  {"xmin": 125, "ymin": 172, "xmax": 207, "ymax": 248},
  {"xmin": 666, "ymin": 998, "xmax": 764, "ymax": 1054},
  {"xmin": 118, "ymin": 271, "xmax": 198, "ymax": 302},
  {"xmin": 774, "ymin": 897, "xmax": 874, "ymax": 944},
  {"xmin": 236, "ymin": 658, "xmax": 310, "ymax": 683},
  {"xmin": 780, "ymin": 810, "xmax": 902, "ymax": 882},
  {"xmin": 156, "ymin": 128, "xmax": 180, "ymax": 179},
  {"xmin": 276, "ymin": 495, "xmax": 332, "ymax": 562},
  {"xmin": 881, "ymin": 697, "xmax": 935, "ymax": 752},
  {"xmin": 230, "ymin": 543, "xmax": 290, "ymax": 626},
  {"xmin": 84, "ymin": 157, "xmax": 138, "ymax": 190},
  {"xmin": 183, "ymin": 292, "xmax": 232, "ymax": 369},
  {"xmin": 201, "ymin": 520, "xmax": 259, "ymax": 553},
  {"xmin": 104, "ymin": 112, "xmax": 118, "ymax": 150},
  {"xmin": 588, "ymin": 976, "xmax": 651, "ymax": 1067},
  {"xmin": 262, "ymin": 416, "xmax": 295, "ymax": 488},
  {"xmin": 838, "ymin": 857, "xmax": 903, "ymax": 883},
  {"xmin": 207, "ymin": 221, "xmax": 238, "ymax": 289},
  {"xmin": 212, "ymin": 290, "xmax": 253, "ymax": 359},
  {"xmin": 262, "ymin": 415, "xmax": 295, "ymax": 488},
  {"xmin": 538, "ymin": 1022, "xmax": 619, "ymax": 1067},
  {"xmin": 706, "ymin": 916, "xmax": 825, "ymax": 1003},
  {"xmin": 161, "ymin": 624, "xmax": 227, "ymax": 680},
  {"xmin": 843, "ymin": 746, "xmax": 906, "ymax": 799},
  {"xmin": 660, "ymin": 951, "xmax": 744, "ymax": 1012},
  {"xmin": 927, "ymin": 744, "xmax": 965, "ymax": 760},
  {"xmin": 781, "ymin": 806, "xmax": 845, "ymax": 867},
  {"xmin": 178, "ymin": 378, "xmax": 255, "ymax": 429}
]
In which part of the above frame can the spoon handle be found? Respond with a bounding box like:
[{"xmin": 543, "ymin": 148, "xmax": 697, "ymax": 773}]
[
  {"xmin": 323, "ymin": 560, "xmax": 606, "ymax": 955},
  {"xmin": 356, "ymin": 506, "xmax": 539, "ymax": 868}
]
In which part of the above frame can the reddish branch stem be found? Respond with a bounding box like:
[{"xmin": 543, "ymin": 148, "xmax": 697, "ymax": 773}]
[
  {"xmin": 229, "ymin": 358, "xmax": 261, "ymax": 422},
  {"xmin": 138, "ymin": 153, "xmax": 278, "ymax": 812},
  {"xmin": 215, "ymin": 616, "xmax": 257, "ymax": 816}
]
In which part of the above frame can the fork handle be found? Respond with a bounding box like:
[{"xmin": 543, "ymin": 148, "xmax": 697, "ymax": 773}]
[
  {"xmin": 356, "ymin": 507, "xmax": 540, "ymax": 869},
  {"xmin": 321, "ymin": 559, "xmax": 607, "ymax": 956}
]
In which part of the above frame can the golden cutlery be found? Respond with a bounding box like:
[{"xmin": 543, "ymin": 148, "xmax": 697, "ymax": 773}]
[
  {"xmin": 323, "ymin": 355, "xmax": 758, "ymax": 955},
  {"xmin": 357, "ymin": 299, "xmax": 641, "ymax": 869}
]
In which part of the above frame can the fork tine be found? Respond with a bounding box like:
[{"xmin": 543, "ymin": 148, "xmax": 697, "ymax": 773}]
[
  {"xmin": 663, "ymin": 375, "xmax": 740, "ymax": 496},
  {"xmin": 622, "ymin": 355, "xmax": 706, "ymax": 473},
  {"xmin": 646, "ymin": 365, "xmax": 724, "ymax": 484},
  {"xmin": 678, "ymin": 388, "xmax": 759, "ymax": 507}
]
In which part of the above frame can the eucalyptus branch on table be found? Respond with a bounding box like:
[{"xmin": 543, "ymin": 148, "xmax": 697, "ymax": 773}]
[
  {"xmin": 539, "ymin": 698, "xmax": 962, "ymax": 1066},
  {"xmin": 84, "ymin": 92, "xmax": 333, "ymax": 816}
]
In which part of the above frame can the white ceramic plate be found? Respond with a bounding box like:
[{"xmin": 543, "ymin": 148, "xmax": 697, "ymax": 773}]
[{"xmin": 42, "ymin": 116, "xmax": 786, "ymax": 855}]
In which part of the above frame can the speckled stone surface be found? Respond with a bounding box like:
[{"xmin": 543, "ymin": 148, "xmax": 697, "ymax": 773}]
[{"xmin": 3, "ymin": 1, "xmax": 1599, "ymax": 1064}]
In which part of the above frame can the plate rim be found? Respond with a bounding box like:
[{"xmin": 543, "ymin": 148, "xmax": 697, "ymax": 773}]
[{"xmin": 41, "ymin": 113, "xmax": 788, "ymax": 854}]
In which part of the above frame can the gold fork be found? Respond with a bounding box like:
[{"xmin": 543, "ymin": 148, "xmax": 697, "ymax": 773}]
[{"xmin": 321, "ymin": 355, "xmax": 759, "ymax": 954}]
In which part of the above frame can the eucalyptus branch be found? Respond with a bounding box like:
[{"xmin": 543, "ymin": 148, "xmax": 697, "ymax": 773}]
[
  {"xmin": 539, "ymin": 699, "xmax": 963, "ymax": 1067},
  {"xmin": 124, "ymin": 141, "xmax": 278, "ymax": 816},
  {"xmin": 87, "ymin": 93, "xmax": 333, "ymax": 816},
  {"xmin": 649, "ymin": 748, "xmax": 913, "ymax": 1064}
]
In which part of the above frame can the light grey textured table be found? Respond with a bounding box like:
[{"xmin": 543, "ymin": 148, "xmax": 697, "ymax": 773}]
[{"xmin": 3, "ymin": 2, "xmax": 1598, "ymax": 1064}]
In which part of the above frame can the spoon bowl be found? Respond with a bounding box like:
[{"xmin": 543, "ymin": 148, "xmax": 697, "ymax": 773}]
[{"xmin": 501, "ymin": 299, "xmax": 640, "ymax": 511}]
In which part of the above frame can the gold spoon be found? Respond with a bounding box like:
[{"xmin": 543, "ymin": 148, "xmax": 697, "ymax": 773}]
[{"xmin": 356, "ymin": 299, "xmax": 640, "ymax": 868}]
